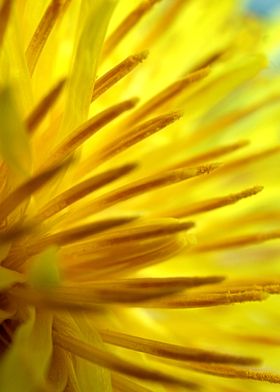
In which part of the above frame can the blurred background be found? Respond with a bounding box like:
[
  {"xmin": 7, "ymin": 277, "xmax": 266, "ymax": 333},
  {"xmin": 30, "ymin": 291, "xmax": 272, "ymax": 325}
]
[{"xmin": 245, "ymin": 0, "xmax": 280, "ymax": 18}]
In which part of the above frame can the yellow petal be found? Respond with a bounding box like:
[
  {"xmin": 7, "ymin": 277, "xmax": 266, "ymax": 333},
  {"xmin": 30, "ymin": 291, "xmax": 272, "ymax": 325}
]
[
  {"xmin": 60, "ymin": 0, "xmax": 117, "ymax": 139},
  {"xmin": 0, "ymin": 308, "xmax": 53, "ymax": 392},
  {"xmin": 55, "ymin": 313, "xmax": 112, "ymax": 392},
  {"xmin": 1, "ymin": 5, "xmax": 32, "ymax": 114},
  {"xmin": 0, "ymin": 87, "xmax": 31, "ymax": 178},
  {"xmin": 0, "ymin": 265, "xmax": 24, "ymax": 290},
  {"xmin": 183, "ymin": 54, "xmax": 267, "ymax": 120}
]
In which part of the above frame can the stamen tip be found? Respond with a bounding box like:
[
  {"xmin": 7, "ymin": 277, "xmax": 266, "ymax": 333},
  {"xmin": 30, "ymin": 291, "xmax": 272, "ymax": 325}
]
[
  {"xmin": 123, "ymin": 162, "xmax": 139, "ymax": 173},
  {"xmin": 238, "ymin": 139, "xmax": 251, "ymax": 147},
  {"xmin": 130, "ymin": 97, "xmax": 140, "ymax": 106},
  {"xmin": 254, "ymin": 185, "xmax": 264, "ymax": 194},
  {"xmin": 209, "ymin": 276, "xmax": 227, "ymax": 284},
  {"xmin": 181, "ymin": 221, "xmax": 195, "ymax": 231},
  {"xmin": 198, "ymin": 162, "xmax": 222, "ymax": 174},
  {"xmin": 135, "ymin": 50, "xmax": 149, "ymax": 61},
  {"xmin": 172, "ymin": 111, "xmax": 184, "ymax": 121}
]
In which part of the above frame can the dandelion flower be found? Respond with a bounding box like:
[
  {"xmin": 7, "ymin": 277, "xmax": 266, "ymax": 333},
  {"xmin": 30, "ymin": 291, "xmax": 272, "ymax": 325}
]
[{"xmin": 0, "ymin": 0, "xmax": 280, "ymax": 391}]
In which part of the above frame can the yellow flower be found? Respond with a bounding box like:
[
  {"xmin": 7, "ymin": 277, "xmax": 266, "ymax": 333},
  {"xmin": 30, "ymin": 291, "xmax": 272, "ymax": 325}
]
[{"xmin": 0, "ymin": 0, "xmax": 280, "ymax": 391}]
